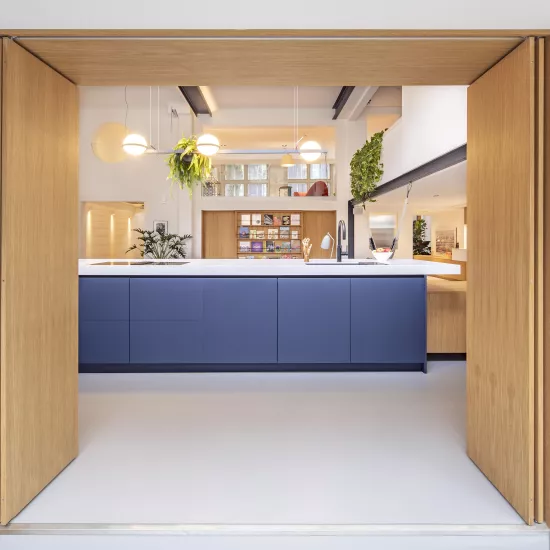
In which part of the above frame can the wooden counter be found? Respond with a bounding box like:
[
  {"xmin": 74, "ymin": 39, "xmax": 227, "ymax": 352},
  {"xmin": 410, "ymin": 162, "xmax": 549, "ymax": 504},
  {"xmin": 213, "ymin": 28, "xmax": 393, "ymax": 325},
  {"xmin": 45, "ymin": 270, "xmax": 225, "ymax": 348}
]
[{"xmin": 427, "ymin": 277, "xmax": 467, "ymax": 353}]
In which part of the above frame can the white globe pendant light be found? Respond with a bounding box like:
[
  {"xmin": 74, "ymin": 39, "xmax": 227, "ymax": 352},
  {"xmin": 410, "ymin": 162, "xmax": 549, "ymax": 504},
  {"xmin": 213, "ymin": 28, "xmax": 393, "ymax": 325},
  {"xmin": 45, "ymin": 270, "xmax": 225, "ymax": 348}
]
[
  {"xmin": 197, "ymin": 134, "xmax": 220, "ymax": 156},
  {"xmin": 122, "ymin": 133, "xmax": 148, "ymax": 156},
  {"xmin": 299, "ymin": 140, "xmax": 322, "ymax": 162}
]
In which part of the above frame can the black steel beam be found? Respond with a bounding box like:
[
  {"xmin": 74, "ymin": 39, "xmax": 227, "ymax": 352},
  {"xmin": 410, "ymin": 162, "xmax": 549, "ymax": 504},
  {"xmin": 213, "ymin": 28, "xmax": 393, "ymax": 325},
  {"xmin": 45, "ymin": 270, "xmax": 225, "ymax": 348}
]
[
  {"xmin": 332, "ymin": 86, "xmax": 355, "ymax": 120},
  {"xmin": 350, "ymin": 144, "xmax": 467, "ymax": 205},
  {"xmin": 178, "ymin": 86, "xmax": 212, "ymax": 117}
]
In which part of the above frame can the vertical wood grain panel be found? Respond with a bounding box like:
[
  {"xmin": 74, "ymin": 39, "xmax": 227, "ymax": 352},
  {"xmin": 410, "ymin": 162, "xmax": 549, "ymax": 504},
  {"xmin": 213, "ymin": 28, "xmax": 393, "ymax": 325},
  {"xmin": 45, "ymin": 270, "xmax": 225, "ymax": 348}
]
[
  {"xmin": 467, "ymin": 38, "xmax": 535, "ymax": 524},
  {"xmin": 303, "ymin": 211, "xmax": 337, "ymax": 259},
  {"xmin": 202, "ymin": 211, "xmax": 236, "ymax": 259},
  {"xmin": 0, "ymin": 40, "xmax": 79, "ymax": 524},
  {"xmin": 535, "ymin": 37, "xmax": 545, "ymax": 524},
  {"xmin": 543, "ymin": 37, "xmax": 550, "ymax": 523}
]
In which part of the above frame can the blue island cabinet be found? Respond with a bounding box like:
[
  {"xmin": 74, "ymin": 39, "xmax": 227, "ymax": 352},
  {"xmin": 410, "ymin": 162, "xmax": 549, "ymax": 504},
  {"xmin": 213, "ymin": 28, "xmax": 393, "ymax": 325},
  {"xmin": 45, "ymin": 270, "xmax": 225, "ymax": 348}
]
[
  {"xmin": 79, "ymin": 278, "xmax": 130, "ymax": 364},
  {"xmin": 129, "ymin": 278, "xmax": 277, "ymax": 364},
  {"xmin": 278, "ymin": 278, "xmax": 351, "ymax": 363},
  {"xmin": 350, "ymin": 277, "xmax": 427, "ymax": 370}
]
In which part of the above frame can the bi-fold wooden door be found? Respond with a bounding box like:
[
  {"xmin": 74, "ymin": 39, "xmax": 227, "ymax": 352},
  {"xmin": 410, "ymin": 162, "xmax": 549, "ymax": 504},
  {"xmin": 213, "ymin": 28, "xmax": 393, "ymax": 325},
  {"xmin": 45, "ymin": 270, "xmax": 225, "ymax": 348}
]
[
  {"xmin": 0, "ymin": 39, "xmax": 79, "ymax": 524},
  {"xmin": 467, "ymin": 37, "xmax": 546, "ymax": 525}
]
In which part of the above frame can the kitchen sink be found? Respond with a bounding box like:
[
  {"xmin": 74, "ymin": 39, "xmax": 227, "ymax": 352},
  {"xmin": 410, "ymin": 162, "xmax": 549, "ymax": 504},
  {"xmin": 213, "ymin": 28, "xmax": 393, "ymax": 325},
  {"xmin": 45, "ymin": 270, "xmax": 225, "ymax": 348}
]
[{"xmin": 305, "ymin": 260, "xmax": 383, "ymax": 266}]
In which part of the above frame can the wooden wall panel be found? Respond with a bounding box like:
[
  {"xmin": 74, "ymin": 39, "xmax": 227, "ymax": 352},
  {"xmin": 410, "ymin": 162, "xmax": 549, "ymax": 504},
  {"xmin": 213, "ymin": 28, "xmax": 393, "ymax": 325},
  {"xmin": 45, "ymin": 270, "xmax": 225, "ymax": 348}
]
[
  {"xmin": 0, "ymin": 39, "xmax": 79, "ymax": 524},
  {"xmin": 202, "ymin": 211, "xmax": 236, "ymax": 259},
  {"xmin": 535, "ymin": 37, "xmax": 545, "ymax": 524},
  {"xmin": 466, "ymin": 39, "xmax": 535, "ymax": 524},
  {"xmin": 544, "ymin": 37, "xmax": 550, "ymax": 524},
  {"xmin": 303, "ymin": 211, "xmax": 337, "ymax": 260},
  {"xmin": 13, "ymin": 37, "xmax": 521, "ymax": 86}
]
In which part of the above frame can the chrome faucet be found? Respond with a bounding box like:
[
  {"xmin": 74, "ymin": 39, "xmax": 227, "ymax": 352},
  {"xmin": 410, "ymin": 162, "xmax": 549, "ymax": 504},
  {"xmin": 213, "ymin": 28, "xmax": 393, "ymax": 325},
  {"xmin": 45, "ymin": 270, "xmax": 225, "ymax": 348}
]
[{"xmin": 337, "ymin": 220, "xmax": 347, "ymax": 262}]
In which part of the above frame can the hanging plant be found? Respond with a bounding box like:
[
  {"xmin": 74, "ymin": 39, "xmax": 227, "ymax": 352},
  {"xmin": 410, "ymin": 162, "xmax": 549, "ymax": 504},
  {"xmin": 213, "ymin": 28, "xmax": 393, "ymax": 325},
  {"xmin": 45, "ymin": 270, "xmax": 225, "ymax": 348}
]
[
  {"xmin": 167, "ymin": 135, "xmax": 212, "ymax": 195},
  {"xmin": 350, "ymin": 130, "xmax": 385, "ymax": 205}
]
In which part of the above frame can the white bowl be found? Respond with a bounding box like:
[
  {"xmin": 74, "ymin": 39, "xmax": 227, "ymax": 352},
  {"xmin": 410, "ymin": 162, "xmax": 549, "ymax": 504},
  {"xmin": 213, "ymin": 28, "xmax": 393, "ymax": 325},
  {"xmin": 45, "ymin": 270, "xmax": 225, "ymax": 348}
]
[{"xmin": 371, "ymin": 251, "xmax": 394, "ymax": 263}]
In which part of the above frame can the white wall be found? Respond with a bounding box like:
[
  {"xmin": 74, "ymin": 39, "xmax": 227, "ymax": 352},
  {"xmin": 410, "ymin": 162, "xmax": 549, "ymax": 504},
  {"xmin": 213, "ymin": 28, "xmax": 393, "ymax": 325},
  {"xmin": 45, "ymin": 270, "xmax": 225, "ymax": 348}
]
[
  {"xmin": 380, "ymin": 87, "xmax": 467, "ymax": 183},
  {"xmin": 2, "ymin": 0, "xmax": 547, "ymax": 29},
  {"xmin": 79, "ymin": 87, "xmax": 194, "ymax": 255}
]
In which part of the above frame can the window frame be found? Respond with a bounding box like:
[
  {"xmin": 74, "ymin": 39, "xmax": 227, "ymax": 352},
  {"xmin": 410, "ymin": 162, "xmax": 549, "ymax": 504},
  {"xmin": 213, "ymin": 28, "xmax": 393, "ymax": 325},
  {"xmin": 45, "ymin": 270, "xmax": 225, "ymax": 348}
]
[
  {"xmin": 287, "ymin": 163, "xmax": 333, "ymax": 196},
  {"xmin": 217, "ymin": 164, "xmax": 270, "ymax": 197}
]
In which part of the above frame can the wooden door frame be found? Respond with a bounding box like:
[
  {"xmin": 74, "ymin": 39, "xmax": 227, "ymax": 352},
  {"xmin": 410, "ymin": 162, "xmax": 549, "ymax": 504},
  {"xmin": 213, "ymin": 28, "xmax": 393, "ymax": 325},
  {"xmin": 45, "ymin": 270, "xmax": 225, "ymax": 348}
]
[{"xmin": 0, "ymin": 29, "xmax": 548, "ymax": 524}]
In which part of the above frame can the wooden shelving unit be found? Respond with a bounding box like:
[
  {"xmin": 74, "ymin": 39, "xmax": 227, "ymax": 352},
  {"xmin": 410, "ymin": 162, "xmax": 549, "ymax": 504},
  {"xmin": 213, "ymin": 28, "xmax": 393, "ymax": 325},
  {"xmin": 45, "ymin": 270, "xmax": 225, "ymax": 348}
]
[{"xmin": 236, "ymin": 210, "xmax": 303, "ymax": 259}]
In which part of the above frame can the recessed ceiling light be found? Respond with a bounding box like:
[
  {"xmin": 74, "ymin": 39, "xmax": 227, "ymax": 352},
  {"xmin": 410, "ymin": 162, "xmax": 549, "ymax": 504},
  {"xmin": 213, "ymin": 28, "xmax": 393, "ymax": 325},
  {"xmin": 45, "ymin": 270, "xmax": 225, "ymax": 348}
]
[{"xmin": 433, "ymin": 194, "xmax": 440, "ymax": 197}]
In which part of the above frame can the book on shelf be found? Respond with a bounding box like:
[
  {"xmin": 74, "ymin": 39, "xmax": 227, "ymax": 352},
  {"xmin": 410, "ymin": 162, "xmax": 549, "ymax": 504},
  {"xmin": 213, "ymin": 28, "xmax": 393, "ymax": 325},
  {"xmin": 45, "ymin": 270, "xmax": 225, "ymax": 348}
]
[
  {"xmin": 252, "ymin": 213, "xmax": 262, "ymax": 225},
  {"xmin": 282, "ymin": 254, "xmax": 292, "ymax": 259},
  {"xmin": 280, "ymin": 227, "xmax": 290, "ymax": 238},
  {"xmin": 291, "ymin": 239, "xmax": 301, "ymax": 252},
  {"xmin": 250, "ymin": 229, "xmax": 257, "ymax": 238},
  {"xmin": 268, "ymin": 228, "xmax": 278, "ymax": 239},
  {"xmin": 291, "ymin": 213, "xmax": 300, "ymax": 225},
  {"xmin": 239, "ymin": 255, "xmax": 255, "ymax": 259},
  {"xmin": 239, "ymin": 241, "xmax": 251, "ymax": 253},
  {"xmin": 263, "ymin": 214, "xmax": 274, "ymax": 225},
  {"xmin": 266, "ymin": 240, "xmax": 275, "ymax": 252},
  {"xmin": 238, "ymin": 226, "xmax": 250, "ymax": 239},
  {"xmin": 291, "ymin": 230, "xmax": 299, "ymax": 239},
  {"xmin": 281, "ymin": 241, "xmax": 291, "ymax": 252},
  {"xmin": 275, "ymin": 243, "xmax": 282, "ymax": 252},
  {"xmin": 282, "ymin": 215, "xmax": 291, "ymax": 226},
  {"xmin": 241, "ymin": 214, "xmax": 251, "ymax": 226},
  {"xmin": 251, "ymin": 241, "xmax": 263, "ymax": 252},
  {"xmin": 274, "ymin": 216, "xmax": 282, "ymax": 226}
]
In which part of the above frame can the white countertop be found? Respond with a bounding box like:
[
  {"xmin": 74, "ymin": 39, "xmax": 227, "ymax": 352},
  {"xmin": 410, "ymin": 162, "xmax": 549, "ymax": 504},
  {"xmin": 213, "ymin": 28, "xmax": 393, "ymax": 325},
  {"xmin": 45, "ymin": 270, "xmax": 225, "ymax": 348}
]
[{"xmin": 79, "ymin": 258, "xmax": 461, "ymax": 277}]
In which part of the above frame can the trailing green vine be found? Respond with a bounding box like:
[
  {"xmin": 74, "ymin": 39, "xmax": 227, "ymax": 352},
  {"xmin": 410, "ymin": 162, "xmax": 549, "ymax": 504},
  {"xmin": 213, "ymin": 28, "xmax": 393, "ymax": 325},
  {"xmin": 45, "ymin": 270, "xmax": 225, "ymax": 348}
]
[{"xmin": 350, "ymin": 130, "xmax": 385, "ymax": 205}]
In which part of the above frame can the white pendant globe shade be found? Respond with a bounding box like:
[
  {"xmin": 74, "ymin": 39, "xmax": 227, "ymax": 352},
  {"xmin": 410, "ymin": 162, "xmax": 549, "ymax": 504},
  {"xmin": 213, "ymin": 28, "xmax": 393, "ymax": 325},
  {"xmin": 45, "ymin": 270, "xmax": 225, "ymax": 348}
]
[
  {"xmin": 299, "ymin": 140, "xmax": 322, "ymax": 162},
  {"xmin": 122, "ymin": 133, "xmax": 148, "ymax": 156},
  {"xmin": 280, "ymin": 153, "xmax": 295, "ymax": 167},
  {"xmin": 197, "ymin": 134, "xmax": 220, "ymax": 156},
  {"xmin": 92, "ymin": 122, "xmax": 129, "ymax": 163}
]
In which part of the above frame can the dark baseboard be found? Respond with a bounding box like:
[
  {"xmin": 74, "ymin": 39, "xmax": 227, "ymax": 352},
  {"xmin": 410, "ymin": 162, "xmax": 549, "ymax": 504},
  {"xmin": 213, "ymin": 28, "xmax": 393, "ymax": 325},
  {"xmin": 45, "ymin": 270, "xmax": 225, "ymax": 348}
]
[
  {"xmin": 427, "ymin": 353, "xmax": 467, "ymax": 361},
  {"xmin": 79, "ymin": 362, "xmax": 426, "ymax": 374}
]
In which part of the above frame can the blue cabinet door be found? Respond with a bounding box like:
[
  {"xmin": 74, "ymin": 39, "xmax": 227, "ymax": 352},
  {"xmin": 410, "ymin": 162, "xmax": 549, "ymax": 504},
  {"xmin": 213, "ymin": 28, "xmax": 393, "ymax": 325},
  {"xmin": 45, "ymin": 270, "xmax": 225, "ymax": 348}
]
[
  {"xmin": 79, "ymin": 278, "xmax": 130, "ymax": 364},
  {"xmin": 130, "ymin": 278, "xmax": 204, "ymax": 363},
  {"xmin": 278, "ymin": 278, "xmax": 350, "ymax": 363},
  {"xmin": 203, "ymin": 278, "xmax": 278, "ymax": 363},
  {"xmin": 350, "ymin": 277, "xmax": 426, "ymax": 364}
]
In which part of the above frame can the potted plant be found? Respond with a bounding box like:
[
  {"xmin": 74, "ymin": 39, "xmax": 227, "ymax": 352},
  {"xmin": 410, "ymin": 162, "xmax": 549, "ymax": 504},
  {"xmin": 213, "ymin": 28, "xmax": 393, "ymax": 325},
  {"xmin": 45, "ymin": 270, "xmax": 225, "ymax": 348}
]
[
  {"xmin": 413, "ymin": 217, "xmax": 431, "ymax": 255},
  {"xmin": 126, "ymin": 228, "xmax": 192, "ymax": 259},
  {"xmin": 167, "ymin": 135, "xmax": 212, "ymax": 195},
  {"xmin": 349, "ymin": 130, "xmax": 385, "ymax": 205}
]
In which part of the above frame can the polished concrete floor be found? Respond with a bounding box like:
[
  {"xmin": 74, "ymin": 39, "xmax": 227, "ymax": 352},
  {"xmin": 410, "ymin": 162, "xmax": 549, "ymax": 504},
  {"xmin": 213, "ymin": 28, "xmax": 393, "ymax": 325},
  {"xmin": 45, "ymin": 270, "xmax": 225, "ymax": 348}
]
[{"xmin": 13, "ymin": 362, "xmax": 522, "ymax": 524}]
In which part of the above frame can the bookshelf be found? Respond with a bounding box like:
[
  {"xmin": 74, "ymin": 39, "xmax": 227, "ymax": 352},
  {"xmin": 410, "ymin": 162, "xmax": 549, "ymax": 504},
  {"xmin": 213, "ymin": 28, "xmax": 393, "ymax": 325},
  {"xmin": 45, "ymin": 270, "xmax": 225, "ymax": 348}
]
[{"xmin": 236, "ymin": 210, "xmax": 304, "ymax": 259}]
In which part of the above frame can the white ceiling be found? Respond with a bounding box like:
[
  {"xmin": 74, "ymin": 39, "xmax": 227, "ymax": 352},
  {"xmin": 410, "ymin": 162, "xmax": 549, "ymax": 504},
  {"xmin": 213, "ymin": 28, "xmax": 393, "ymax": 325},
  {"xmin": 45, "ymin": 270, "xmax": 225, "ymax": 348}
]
[
  {"xmin": 374, "ymin": 162, "xmax": 467, "ymax": 212},
  {"xmin": 204, "ymin": 126, "xmax": 336, "ymax": 153},
  {"xmin": 205, "ymin": 86, "xmax": 342, "ymax": 110}
]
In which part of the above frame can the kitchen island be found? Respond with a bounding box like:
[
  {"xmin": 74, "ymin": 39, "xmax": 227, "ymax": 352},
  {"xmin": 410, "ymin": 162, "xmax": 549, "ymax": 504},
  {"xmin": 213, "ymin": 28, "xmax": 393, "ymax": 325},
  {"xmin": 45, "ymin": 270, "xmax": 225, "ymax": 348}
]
[{"xmin": 79, "ymin": 258, "xmax": 460, "ymax": 373}]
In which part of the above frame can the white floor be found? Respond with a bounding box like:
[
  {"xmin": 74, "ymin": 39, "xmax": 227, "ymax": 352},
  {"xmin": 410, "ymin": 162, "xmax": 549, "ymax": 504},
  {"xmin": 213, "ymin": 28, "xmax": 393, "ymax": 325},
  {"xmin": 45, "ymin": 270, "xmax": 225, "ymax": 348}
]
[{"xmin": 13, "ymin": 362, "xmax": 523, "ymax": 525}]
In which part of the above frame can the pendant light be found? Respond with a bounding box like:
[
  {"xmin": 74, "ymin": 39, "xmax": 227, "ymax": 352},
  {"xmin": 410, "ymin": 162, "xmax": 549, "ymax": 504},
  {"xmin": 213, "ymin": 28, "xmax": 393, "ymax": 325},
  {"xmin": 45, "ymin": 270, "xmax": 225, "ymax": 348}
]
[
  {"xmin": 122, "ymin": 133, "xmax": 148, "ymax": 156},
  {"xmin": 197, "ymin": 133, "xmax": 220, "ymax": 156},
  {"xmin": 280, "ymin": 145, "xmax": 295, "ymax": 167},
  {"xmin": 122, "ymin": 86, "xmax": 148, "ymax": 157},
  {"xmin": 299, "ymin": 140, "xmax": 322, "ymax": 162}
]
